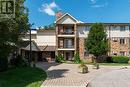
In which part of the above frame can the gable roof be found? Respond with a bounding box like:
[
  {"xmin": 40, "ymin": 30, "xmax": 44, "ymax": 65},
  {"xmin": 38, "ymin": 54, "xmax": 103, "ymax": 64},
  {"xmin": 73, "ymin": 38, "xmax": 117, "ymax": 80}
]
[
  {"xmin": 55, "ymin": 13, "xmax": 83, "ymax": 23},
  {"xmin": 20, "ymin": 41, "xmax": 41, "ymax": 51}
]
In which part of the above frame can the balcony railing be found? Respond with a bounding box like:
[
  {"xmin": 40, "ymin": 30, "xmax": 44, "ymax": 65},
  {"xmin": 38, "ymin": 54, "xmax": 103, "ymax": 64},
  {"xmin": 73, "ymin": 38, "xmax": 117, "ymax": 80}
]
[
  {"xmin": 64, "ymin": 45, "xmax": 74, "ymax": 48},
  {"xmin": 59, "ymin": 45, "xmax": 74, "ymax": 48},
  {"xmin": 58, "ymin": 31, "xmax": 74, "ymax": 35}
]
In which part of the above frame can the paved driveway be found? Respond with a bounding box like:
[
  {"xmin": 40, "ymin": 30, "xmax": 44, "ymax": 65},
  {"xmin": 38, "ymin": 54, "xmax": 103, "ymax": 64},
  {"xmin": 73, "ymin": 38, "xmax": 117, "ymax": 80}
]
[
  {"xmin": 36, "ymin": 62, "xmax": 129, "ymax": 87},
  {"xmin": 87, "ymin": 69, "xmax": 130, "ymax": 87}
]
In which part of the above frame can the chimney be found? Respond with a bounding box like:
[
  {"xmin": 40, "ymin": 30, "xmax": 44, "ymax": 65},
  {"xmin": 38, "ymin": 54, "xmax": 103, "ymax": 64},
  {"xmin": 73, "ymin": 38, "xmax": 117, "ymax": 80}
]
[{"xmin": 55, "ymin": 10, "xmax": 62, "ymax": 20}]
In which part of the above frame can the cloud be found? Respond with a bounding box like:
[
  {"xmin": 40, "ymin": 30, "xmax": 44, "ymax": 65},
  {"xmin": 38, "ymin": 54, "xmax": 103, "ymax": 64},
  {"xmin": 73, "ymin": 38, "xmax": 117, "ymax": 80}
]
[
  {"xmin": 91, "ymin": 2, "xmax": 108, "ymax": 8},
  {"xmin": 89, "ymin": 0, "xmax": 108, "ymax": 8},
  {"xmin": 90, "ymin": 0, "xmax": 97, "ymax": 4},
  {"xmin": 39, "ymin": 2, "xmax": 60, "ymax": 16}
]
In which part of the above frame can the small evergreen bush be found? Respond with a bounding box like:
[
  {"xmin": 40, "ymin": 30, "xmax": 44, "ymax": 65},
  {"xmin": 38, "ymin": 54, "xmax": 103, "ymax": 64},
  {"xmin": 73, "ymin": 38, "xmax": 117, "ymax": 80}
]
[
  {"xmin": 74, "ymin": 52, "xmax": 81, "ymax": 64},
  {"xmin": 55, "ymin": 54, "xmax": 64, "ymax": 63},
  {"xmin": 112, "ymin": 56, "xmax": 129, "ymax": 63}
]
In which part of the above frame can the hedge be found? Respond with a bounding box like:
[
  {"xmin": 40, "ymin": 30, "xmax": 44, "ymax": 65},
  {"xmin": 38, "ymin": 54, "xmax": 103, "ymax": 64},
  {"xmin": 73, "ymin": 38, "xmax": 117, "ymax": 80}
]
[{"xmin": 112, "ymin": 56, "xmax": 129, "ymax": 63}]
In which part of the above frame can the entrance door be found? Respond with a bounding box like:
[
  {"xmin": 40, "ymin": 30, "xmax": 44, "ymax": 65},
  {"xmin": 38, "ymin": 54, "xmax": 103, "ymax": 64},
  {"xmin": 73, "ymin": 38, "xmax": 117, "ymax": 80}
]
[
  {"xmin": 51, "ymin": 51, "xmax": 55, "ymax": 61},
  {"xmin": 66, "ymin": 52, "xmax": 72, "ymax": 60}
]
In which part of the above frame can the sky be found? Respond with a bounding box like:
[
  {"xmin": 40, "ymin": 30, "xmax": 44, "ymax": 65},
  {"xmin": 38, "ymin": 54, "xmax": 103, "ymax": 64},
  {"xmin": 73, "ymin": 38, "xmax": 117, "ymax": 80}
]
[{"xmin": 25, "ymin": 0, "xmax": 130, "ymax": 28}]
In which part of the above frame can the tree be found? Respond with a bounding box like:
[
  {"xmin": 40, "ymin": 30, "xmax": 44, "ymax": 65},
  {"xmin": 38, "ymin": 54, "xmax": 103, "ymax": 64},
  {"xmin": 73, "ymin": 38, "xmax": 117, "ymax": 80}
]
[
  {"xmin": 44, "ymin": 23, "xmax": 55, "ymax": 29},
  {"xmin": 0, "ymin": 0, "xmax": 30, "ymax": 71},
  {"xmin": 85, "ymin": 23, "xmax": 109, "ymax": 62}
]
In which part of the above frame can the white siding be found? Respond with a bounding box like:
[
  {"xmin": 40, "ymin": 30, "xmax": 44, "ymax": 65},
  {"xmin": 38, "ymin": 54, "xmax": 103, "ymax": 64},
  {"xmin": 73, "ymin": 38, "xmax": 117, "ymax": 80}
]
[
  {"xmin": 107, "ymin": 26, "xmax": 130, "ymax": 38},
  {"xmin": 57, "ymin": 15, "xmax": 76, "ymax": 24},
  {"xmin": 77, "ymin": 26, "xmax": 89, "ymax": 37},
  {"xmin": 77, "ymin": 25, "xmax": 130, "ymax": 38},
  {"xmin": 22, "ymin": 34, "xmax": 37, "ymax": 42},
  {"xmin": 36, "ymin": 31, "xmax": 56, "ymax": 46}
]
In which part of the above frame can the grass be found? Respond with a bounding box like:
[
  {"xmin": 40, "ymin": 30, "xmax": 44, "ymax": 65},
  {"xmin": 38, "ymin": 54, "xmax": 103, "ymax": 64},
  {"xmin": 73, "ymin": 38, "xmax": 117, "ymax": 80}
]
[
  {"xmin": 64, "ymin": 60, "xmax": 130, "ymax": 66},
  {"xmin": 0, "ymin": 67, "xmax": 47, "ymax": 87},
  {"xmin": 98, "ymin": 63, "xmax": 130, "ymax": 66}
]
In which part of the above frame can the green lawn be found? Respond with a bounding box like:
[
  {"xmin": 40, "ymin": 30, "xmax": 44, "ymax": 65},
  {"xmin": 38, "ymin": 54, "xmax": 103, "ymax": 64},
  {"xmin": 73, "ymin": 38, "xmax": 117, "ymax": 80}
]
[
  {"xmin": 64, "ymin": 61, "xmax": 130, "ymax": 66},
  {"xmin": 0, "ymin": 67, "xmax": 47, "ymax": 87},
  {"xmin": 98, "ymin": 63, "xmax": 130, "ymax": 66}
]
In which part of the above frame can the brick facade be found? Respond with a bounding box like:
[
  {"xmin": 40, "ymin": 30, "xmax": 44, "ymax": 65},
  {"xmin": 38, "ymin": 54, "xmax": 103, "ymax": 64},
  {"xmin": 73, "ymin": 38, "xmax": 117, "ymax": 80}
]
[
  {"xmin": 78, "ymin": 37, "xmax": 85, "ymax": 59},
  {"xmin": 78, "ymin": 37, "xmax": 130, "ymax": 59},
  {"xmin": 110, "ymin": 37, "xmax": 130, "ymax": 56}
]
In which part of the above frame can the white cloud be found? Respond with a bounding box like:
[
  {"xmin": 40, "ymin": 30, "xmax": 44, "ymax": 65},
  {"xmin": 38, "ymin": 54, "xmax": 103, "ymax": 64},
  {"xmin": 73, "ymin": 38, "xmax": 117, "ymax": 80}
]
[
  {"xmin": 89, "ymin": 0, "xmax": 108, "ymax": 8},
  {"xmin": 39, "ymin": 2, "xmax": 59, "ymax": 16},
  {"xmin": 90, "ymin": 0, "xmax": 97, "ymax": 4},
  {"xmin": 91, "ymin": 2, "xmax": 108, "ymax": 8}
]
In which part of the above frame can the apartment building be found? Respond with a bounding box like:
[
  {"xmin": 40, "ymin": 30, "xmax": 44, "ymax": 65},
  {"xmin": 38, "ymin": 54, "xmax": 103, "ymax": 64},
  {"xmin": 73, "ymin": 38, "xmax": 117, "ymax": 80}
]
[{"xmin": 21, "ymin": 12, "xmax": 130, "ymax": 61}]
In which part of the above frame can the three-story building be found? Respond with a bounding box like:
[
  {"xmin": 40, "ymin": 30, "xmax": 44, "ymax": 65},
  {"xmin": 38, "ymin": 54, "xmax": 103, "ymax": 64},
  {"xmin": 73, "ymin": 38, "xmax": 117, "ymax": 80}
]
[{"xmin": 21, "ymin": 12, "xmax": 130, "ymax": 61}]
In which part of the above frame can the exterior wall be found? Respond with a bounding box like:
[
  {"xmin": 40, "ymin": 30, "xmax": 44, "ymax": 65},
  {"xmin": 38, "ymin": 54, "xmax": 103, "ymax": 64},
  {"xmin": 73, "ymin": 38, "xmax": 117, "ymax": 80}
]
[
  {"xmin": 22, "ymin": 30, "xmax": 56, "ymax": 46},
  {"xmin": 106, "ymin": 26, "xmax": 130, "ymax": 38},
  {"xmin": 77, "ymin": 25, "xmax": 130, "ymax": 57},
  {"xmin": 22, "ymin": 34, "xmax": 37, "ymax": 42},
  {"xmin": 77, "ymin": 26, "xmax": 89, "ymax": 37},
  {"xmin": 110, "ymin": 37, "xmax": 130, "ymax": 56},
  {"xmin": 57, "ymin": 15, "xmax": 76, "ymax": 24},
  {"xmin": 77, "ymin": 25, "xmax": 130, "ymax": 38},
  {"xmin": 37, "ymin": 31, "xmax": 56, "ymax": 46},
  {"xmin": 78, "ymin": 37, "xmax": 85, "ymax": 59}
]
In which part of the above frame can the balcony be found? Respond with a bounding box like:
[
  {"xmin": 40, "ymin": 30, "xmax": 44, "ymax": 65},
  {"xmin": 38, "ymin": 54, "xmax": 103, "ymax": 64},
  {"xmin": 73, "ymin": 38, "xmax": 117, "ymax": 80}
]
[
  {"xmin": 58, "ymin": 46, "xmax": 75, "ymax": 50},
  {"xmin": 59, "ymin": 31, "xmax": 74, "ymax": 35},
  {"xmin": 57, "ymin": 25, "xmax": 75, "ymax": 37},
  {"xmin": 58, "ymin": 40, "xmax": 75, "ymax": 50},
  {"xmin": 59, "ymin": 45, "xmax": 74, "ymax": 49}
]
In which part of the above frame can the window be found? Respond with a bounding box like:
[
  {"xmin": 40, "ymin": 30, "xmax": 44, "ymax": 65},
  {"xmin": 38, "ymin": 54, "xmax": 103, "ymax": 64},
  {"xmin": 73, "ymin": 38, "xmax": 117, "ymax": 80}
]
[
  {"xmin": 66, "ymin": 28, "xmax": 72, "ymax": 33},
  {"xmin": 64, "ymin": 39, "xmax": 73, "ymax": 48},
  {"xmin": 120, "ymin": 51, "xmax": 125, "ymax": 56},
  {"xmin": 120, "ymin": 38, "xmax": 125, "ymax": 44},
  {"xmin": 112, "ymin": 38, "xmax": 118, "ymax": 42},
  {"xmin": 113, "ymin": 53, "xmax": 117, "ymax": 56},
  {"xmin": 120, "ymin": 26, "xmax": 126, "ymax": 31},
  {"xmin": 113, "ymin": 40, "xmax": 117, "ymax": 42},
  {"xmin": 129, "ymin": 38, "xmax": 130, "ymax": 45},
  {"xmin": 128, "ymin": 51, "xmax": 130, "ymax": 56},
  {"xmin": 80, "ymin": 31, "xmax": 84, "ymax": 34},
  {"xmin": 85, "ymin": 26, "xmax": 91, "ymax": 31}
]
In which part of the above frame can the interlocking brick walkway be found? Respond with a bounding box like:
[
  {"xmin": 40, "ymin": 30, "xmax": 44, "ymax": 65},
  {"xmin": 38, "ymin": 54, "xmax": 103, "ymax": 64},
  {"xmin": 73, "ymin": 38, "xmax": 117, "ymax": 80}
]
[{"xmin": 36, "ymin": 62, "xmax": 129, "ymax": 87}]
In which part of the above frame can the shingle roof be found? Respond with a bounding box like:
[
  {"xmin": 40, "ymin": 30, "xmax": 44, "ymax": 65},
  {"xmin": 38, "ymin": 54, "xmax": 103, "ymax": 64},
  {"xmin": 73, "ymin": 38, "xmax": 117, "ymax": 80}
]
[
  {"xmin": 20, "ymin": 41, "xmax": 40, "ymax": 51},
  {"xmin": 38, "ymin": 46, "xmax": 55, "ymax": 51}
]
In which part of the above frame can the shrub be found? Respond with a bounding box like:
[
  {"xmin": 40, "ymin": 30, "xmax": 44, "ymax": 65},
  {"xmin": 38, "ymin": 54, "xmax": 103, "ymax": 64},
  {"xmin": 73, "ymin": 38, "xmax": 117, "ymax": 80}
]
[
  {"xmin": 0, "ymin": 57, "xmax": 8, "ymax": 71},
  {"xmin": 55, "ymin": 54, "xmax": 64, "ymax": 63},
  {"xmin": 93, "ymin": 62, "xmax": 100, "ymax": 69},
  {"xmin": 10, "ymin": 55, "xmax": 28, "ymax": 67},
  {"xmin": 78, "ymin": 62, "xmax": 88, "ymax": 73},
  {"xmin": 97, "ymin": 55, "xmax": 112, "ymax": 63},
  {"xmin": 74, "ymin": 52, "xmax": 81, "ymax": 64},
  {"xmin": 112, "ymin": 56, "xmax": 129, "ymax": 63}
]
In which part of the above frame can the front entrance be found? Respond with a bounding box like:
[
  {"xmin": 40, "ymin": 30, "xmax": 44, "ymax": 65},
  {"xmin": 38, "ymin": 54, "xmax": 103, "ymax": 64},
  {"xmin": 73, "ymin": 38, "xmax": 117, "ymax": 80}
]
[
  {"xmin": 65, "ymin": 51, "xmax": 74, "ymax": 60},
  {"xmin": 42, "ymin": 51, "xmax": 55, "ymax": 62}
]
